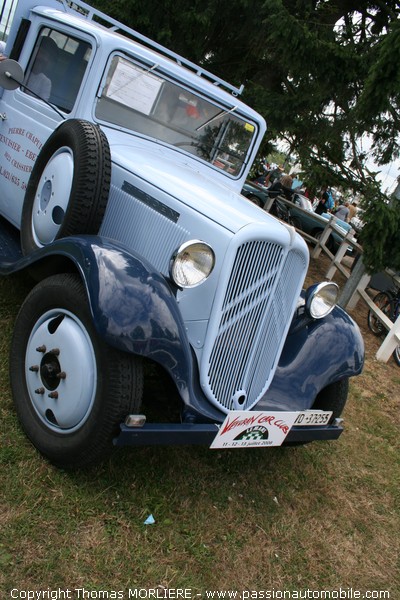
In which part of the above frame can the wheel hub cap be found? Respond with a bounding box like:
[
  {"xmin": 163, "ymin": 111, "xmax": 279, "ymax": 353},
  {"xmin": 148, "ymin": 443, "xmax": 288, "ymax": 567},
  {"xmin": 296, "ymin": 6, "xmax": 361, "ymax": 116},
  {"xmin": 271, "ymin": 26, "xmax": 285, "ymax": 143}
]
[
  {"xmin": 25, "ymin": 309, "xmax": 96, "ymax": 432},
  {"xmin": 32, "ymin": 147, "xmax": 74, "ymax": 246},
  {"xmin": 40, "ymin": 352, "xmax": 62, "ymax": 391}
]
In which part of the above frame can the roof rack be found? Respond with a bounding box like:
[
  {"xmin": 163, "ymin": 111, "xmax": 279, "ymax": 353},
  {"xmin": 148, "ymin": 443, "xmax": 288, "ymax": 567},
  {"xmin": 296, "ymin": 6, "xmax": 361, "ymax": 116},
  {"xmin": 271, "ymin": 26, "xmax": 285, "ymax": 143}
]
[{"xmin": 62, "ymin": 0, "xmax": 244, "ymax": 96}]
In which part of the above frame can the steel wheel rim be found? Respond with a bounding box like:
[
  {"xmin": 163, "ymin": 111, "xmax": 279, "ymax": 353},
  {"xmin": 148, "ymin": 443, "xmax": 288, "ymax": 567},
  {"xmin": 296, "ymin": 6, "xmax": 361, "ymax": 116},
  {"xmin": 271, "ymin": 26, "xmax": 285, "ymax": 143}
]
[
  {"xmin": 25, "ymin": 308, "xmax": 97, "ymax": 433},
  {"xmin": 31, "ymin": 147, "xmax": 74, "ymax": 247}
]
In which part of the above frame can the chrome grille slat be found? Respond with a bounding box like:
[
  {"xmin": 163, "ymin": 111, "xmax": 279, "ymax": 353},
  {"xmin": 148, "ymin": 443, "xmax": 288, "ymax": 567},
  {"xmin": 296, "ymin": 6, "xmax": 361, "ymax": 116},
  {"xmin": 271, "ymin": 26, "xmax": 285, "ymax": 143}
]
[{"xmin": 203, "ymin": 240, "xmax": 307, "ymax": 412}]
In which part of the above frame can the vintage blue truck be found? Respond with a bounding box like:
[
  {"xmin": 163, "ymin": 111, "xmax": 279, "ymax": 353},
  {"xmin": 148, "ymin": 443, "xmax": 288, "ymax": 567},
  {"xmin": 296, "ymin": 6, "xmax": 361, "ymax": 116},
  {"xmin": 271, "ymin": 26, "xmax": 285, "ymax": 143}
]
[{"xmin": 0, "ymin": 0, "xmax": 364, "ymax": 468}]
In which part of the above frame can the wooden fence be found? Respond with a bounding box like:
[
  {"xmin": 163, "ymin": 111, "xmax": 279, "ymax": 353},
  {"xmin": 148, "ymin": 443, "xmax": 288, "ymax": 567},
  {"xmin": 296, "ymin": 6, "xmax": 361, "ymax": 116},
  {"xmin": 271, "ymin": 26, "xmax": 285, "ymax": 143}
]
[
  {"xmin": 344, "ymin": 268, "xmax": 400, "ymax": 363},
  {"xmin": 264, "ymin": 195, "xmax": 399, "ymax": 363}
]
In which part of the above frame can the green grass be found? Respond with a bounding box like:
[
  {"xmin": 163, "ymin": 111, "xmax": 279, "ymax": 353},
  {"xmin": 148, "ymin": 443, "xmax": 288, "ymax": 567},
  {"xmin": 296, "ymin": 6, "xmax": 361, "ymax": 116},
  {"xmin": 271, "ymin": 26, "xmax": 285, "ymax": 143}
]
[{"xmin": 0, "ymin": 270, "xmax": 399, "ymax": 595}]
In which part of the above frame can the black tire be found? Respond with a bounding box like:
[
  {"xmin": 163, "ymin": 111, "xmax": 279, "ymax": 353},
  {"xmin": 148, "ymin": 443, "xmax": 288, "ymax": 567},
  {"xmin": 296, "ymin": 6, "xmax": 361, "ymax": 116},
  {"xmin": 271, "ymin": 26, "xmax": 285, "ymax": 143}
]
[
  {"xmin": 246, "ymin": 194, "xmax": 264, "ymax": 208},
  {"xmin": 285, "ymin": 379, "xmax": 348, "ymax": 446},
  {"xmin": 367, "ymin": 291, "xmax": 392, "ymax": 336},
  {"xmin": 289, "ymin": 216, "xmax": 302, "ymax": 230},
  {"xmin": 312, "ymin": 378, "xmax": 349, "ymax": 420},
  {"xmin": 21, "ymin": 119, "xmax": 111, "ymax": 255},
  {"xmin": 313, "ymin": 228, "xmax": 335, "ymax": 252},
  {"xmin": 10, "ymin": 273, "xmax": 143, "ymax": 469},
  {"xmin": 394, "ymin": 345, "xmax": 400, "ymax": 367}
]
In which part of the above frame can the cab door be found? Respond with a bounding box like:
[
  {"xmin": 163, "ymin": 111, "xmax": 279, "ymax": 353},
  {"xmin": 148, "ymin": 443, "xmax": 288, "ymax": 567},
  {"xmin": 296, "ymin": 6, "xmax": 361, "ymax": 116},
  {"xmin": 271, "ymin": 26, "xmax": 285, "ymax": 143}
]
[{"xmin": 0, "ymin": 26, "xmax": 92, "ymax": 228}]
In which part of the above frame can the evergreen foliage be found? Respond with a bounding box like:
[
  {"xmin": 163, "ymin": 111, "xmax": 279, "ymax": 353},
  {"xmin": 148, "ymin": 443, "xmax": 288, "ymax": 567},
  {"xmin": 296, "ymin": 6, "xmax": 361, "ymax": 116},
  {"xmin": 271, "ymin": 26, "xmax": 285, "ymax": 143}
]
[
  {"xmin": 91, "ymin": 0, "xmax": 400, "ymax": 272},
  {"xmin": 359, "ymin": 188, "xmax": 400, "ymax": 273}
]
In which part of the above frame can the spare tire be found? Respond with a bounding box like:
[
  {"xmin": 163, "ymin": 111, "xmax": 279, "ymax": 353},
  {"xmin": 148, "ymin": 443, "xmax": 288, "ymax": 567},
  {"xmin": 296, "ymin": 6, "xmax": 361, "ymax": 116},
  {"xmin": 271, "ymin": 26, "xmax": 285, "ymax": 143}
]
[{"xmin": 21, "ymin": 119, "xmax": 111, "ymax": 255}]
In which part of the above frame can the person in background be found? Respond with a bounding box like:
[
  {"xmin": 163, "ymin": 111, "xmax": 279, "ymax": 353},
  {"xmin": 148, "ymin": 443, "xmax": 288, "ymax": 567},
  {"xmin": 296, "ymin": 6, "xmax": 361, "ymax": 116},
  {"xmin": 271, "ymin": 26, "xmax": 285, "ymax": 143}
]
[
  {"xmin": 348, "ymin": 202, "xmax": 358, "ymax": 220},
  {"xmin": 334, "ymin": 201, "xmax": 350, "ymax": 222},
  {"xmin": 280, "ymin": 174, "xmax": 294, "ymax": 192},
  {"xmin": 267, "ymin": 173, "xmax": 294, "ymax": 200},
  {"xmin": 264, "ymin": 164, "xmax": 284, "ymax": 186},
  {"xmin": 315, "ymin": 186, "xmax": 334, "ymax": 214},
  {"xmin": 252, "ymin": 161, "xmax": 272, "ymax": 186}
]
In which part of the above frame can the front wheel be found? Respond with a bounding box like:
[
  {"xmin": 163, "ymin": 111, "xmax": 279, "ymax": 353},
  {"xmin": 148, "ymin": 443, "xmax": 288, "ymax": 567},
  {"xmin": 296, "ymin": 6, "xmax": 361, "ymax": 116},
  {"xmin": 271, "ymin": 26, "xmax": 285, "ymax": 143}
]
[
  {"xmin": 246, "ymin": 194, "xmax": 264, "ymax": 208},
  {"xmin": 313, "ymin": 228, "xmax": 335, "ymax": 252},
  {"xmin": 10, "ymin": 274, "xmax": 143, "ymax": 469},
  {"xmin": 289, "ymin": 216, "xmax": 302, "ymax": 230},
  {"xmin": 312, "ymin": 378, "xmax": 349, "ymax": 420}
]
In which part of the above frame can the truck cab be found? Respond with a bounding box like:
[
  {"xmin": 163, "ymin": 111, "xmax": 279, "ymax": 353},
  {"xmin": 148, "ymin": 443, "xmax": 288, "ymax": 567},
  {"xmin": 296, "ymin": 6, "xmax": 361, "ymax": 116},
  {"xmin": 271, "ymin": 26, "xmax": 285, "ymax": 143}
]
[{"xmin": 0, "ymin": 0, "xmax": 364, "ymax": 468}]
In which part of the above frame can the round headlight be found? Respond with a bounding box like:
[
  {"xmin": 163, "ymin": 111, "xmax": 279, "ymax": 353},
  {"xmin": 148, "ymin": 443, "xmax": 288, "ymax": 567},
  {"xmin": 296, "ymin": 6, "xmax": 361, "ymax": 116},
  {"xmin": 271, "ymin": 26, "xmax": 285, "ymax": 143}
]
[
  {"xmin": 170, "ymin": 240, "xmax": 215, "ymax": 288},
  {"xmin": 305, "ymin": 282, "xmax": 339, "ymax": 319}
]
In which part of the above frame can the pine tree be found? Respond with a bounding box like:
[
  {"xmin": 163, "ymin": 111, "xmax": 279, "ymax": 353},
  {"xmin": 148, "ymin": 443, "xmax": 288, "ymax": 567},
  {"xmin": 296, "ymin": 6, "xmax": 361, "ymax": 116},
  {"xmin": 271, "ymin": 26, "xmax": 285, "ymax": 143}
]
[{"xmin": 91, "ymin": 0, "xmax": 400, "ymax": 271}]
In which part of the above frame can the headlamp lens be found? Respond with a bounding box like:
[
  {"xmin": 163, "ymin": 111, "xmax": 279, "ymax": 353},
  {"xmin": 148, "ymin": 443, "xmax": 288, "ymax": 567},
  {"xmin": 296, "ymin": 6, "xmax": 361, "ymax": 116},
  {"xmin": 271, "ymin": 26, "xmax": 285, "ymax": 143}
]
[
  {"xmin": 171, "ymin": 241, "xmax": 215, "ymax": 288},
  {"xmin": 306, "ymin": 282, "xmax": 339, "ymax": 319}
]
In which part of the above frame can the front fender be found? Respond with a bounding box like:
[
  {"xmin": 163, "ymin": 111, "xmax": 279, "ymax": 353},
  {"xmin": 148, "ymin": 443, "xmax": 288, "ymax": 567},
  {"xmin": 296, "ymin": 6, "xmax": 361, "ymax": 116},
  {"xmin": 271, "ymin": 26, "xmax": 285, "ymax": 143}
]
[
  {"xmin": 256, "ymin": 305, "xmax": 364, "ymax": 412},
  {"xmin": 24, "ymin": 235, "xmax": 200, "ymax": 407}
]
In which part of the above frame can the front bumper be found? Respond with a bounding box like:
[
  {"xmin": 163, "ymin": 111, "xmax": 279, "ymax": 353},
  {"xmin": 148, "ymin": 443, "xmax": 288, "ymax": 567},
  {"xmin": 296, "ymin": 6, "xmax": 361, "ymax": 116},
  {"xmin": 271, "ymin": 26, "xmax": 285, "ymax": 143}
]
[{"xmin": 114, "ymin": 419, "xmax": 343, "ymax": 447}]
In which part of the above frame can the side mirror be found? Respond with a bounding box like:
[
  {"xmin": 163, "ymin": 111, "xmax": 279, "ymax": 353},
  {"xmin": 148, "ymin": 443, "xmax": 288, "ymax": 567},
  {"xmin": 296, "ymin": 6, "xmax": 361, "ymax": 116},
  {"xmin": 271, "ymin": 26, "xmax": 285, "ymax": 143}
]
[{"xmin": 0, "ymin": 58, "xmax": 24, "ymax": 90}]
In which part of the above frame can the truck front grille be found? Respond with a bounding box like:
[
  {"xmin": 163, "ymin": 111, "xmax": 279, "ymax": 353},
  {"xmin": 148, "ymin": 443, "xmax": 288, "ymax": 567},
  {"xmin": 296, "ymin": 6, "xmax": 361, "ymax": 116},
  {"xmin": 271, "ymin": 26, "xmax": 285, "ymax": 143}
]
[{"xmin": 203, "ymin": 240, "xmax": 307, "ymax": 412}]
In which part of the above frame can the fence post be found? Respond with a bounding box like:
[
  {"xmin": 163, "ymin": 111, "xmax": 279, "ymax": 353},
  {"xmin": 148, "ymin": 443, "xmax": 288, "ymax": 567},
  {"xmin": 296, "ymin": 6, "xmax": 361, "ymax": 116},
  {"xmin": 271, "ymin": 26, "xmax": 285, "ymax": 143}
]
[
  {"xmin": 310, "ymin": 217, "xmax": 334, "ymax": 259},
  {"xmin": 326, "ymin": 235, "xmax": 350, "ymax": 280},
  {"xmin": 376, "ymin": 315, "xmax": 400, "ymax": 362},
  {"xmin": 263, "ymin": 195, "xmax": 275, "ymax": 213},
  {"xmin": 337, "ymin": 255, "xmax": 370, "ymax": 309}
]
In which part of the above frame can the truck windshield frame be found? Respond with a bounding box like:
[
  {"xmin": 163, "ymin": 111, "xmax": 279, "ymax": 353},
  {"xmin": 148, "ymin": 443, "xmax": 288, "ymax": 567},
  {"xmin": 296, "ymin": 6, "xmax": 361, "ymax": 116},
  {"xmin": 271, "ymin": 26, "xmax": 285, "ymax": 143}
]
[{"xmin": 95, "ymin": 54, "xmax": 257, "ymax": 177}]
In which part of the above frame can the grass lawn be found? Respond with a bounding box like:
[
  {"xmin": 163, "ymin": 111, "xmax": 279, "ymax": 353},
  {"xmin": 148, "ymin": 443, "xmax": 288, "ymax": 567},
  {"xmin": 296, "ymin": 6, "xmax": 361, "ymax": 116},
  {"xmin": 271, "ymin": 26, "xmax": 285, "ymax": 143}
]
[{"xmin": 0, "ymin": 253, "xmax": 399, "ymax": 596}]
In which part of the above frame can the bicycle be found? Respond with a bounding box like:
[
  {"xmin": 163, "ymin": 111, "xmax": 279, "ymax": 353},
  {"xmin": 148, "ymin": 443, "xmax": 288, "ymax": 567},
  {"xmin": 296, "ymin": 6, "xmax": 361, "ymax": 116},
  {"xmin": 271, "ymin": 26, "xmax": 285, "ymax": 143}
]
[
  {"xmin": 367, "ymin": 285, "xmax": 400, "ymax": 366},
  {"xmin": 262, "ymin": 186, "xmax": 302, "ymax": 229}
]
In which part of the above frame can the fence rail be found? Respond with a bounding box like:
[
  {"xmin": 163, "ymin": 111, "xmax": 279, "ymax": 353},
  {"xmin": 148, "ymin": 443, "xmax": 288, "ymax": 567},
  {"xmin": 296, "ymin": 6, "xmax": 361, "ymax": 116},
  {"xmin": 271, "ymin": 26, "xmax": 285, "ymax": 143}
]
[
  {"xmin": 344, "ymin": 269, "xmax": 400, "ymax": 363},
  {"xmin": 264, "ymin": 194, "xmax": 361, "ymax": 279},
  {"xmin": 264, "ymin": 194, "xmax": 399, "ymax": 364}
]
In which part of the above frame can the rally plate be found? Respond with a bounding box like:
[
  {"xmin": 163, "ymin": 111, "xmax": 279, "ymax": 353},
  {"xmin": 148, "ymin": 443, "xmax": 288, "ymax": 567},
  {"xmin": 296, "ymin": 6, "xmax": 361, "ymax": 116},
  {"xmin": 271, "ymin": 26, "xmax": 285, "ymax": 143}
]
[{"xmin": 210, "ymin": 410, "xmax": 333, "ymax": 449}]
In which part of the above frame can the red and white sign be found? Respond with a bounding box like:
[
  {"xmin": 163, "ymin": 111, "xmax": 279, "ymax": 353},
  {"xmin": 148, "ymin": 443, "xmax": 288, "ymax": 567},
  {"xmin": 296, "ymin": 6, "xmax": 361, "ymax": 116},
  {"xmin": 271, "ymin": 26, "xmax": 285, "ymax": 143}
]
[{"xmin": 210, "ymin": 410, "xmax": 331, "ymax": 449}]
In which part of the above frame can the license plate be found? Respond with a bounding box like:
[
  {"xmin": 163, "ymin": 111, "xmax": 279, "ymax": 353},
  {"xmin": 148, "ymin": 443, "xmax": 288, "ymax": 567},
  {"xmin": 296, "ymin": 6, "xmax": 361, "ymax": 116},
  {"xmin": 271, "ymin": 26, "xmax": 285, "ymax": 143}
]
[
  {"xmin": 293, "ymin": 410, "xmax": 332, "ymax": 426},
  {"xmin": 210, "ymin": 410, "xmax": 332, "ymax": 449}
]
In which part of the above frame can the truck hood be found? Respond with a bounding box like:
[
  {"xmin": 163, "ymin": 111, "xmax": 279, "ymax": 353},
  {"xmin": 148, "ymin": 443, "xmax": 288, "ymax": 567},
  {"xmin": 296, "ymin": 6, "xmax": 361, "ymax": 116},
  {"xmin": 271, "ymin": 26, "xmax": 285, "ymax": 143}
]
[{"xmin": 103, "ymin": 127, "xmax": 290, "ymax": 236}]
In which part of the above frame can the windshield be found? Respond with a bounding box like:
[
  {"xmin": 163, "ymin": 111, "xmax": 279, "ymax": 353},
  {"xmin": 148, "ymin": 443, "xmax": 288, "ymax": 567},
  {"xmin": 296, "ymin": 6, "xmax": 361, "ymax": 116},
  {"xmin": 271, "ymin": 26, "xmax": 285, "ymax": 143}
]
[{"xmin": 95, "ymin": 55, "xmax": 257, "ymax": 176}]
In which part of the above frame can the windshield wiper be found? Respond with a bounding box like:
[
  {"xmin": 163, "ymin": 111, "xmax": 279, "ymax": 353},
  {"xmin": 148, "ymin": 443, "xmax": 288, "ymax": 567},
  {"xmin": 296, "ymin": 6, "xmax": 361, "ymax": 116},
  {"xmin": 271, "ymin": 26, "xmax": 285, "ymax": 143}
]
[{"xmin": 196, "ymin": 105, "xmax": 238, "ymax": 132}]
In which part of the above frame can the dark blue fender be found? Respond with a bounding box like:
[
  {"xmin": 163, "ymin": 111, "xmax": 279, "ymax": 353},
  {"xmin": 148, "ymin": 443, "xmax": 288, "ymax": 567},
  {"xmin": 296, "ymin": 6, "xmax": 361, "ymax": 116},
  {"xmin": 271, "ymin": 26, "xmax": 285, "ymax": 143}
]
[
  {"xmin": 0, "ymin": 224, "xmax": 222, "ymax": 420},
  {"xmin": 255, "ymin": 305, "xmax": 364, "ymax": 412},
  {"xmin": 27, "ymin": 236, "xmax": 221, "ymax": 416}
]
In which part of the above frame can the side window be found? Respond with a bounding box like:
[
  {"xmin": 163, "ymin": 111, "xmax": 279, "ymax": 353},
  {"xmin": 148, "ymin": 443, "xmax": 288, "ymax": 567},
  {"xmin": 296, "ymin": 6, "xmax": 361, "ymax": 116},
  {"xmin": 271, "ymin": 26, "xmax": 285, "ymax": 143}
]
[{"xmin": 23, "ymin": 28, "xmax": 92, "ymax": 113}]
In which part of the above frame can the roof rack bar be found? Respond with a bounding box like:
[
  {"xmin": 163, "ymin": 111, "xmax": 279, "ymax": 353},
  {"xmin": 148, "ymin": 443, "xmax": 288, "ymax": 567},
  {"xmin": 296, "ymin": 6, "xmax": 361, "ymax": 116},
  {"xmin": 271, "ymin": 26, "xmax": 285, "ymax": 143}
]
[{"xmin": 62, "ymin": 0, "xmax": 244, "ymax": 96}]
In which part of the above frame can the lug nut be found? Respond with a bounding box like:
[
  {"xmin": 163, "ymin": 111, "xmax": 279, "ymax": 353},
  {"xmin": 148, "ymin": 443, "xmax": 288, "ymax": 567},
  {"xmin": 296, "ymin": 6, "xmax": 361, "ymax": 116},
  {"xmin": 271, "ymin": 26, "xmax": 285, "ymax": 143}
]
[
  {"xmin": 35, "ymin": 388, "xmax": 45, "ymax": 395},
  {"xmin": 48, "ymin": 391, "xmax": 58, "ymax": 399},
  {"xmin": 50, "ymin": 348, "xmax": 60, "ymax": 356},
  {"xmin": 36, "ymin": 345, "xmax": 46, "ymax": 353},
  {"xmin": 57, "ymin": 371, "xmax": 67, "ymax": 380},
  {"xmin": 29, "ymin": 365, "xmax": 39, "ymax": 372}
]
